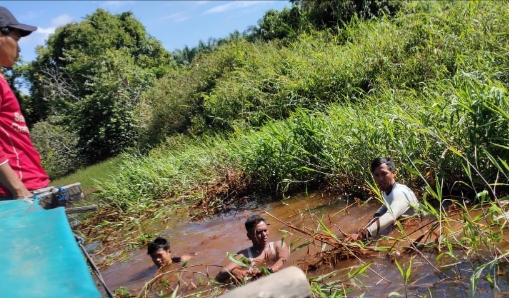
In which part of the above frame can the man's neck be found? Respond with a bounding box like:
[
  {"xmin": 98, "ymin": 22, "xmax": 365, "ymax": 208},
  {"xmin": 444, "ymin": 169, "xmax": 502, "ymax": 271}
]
[{"xmin": 384, "ymin": 182, "xmax": 397, "ymax": 196}]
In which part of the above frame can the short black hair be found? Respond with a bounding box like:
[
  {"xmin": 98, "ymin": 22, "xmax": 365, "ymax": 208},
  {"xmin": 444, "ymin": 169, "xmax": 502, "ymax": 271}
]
[
  {"xmin": 147, "ymin": 237, "xmax": 170, "ymax": 255},
  {"xmin": 245, "ymin": 215, "xmax": 266, "ymax": 232},
  {"xmin": 371, "ymin": 157, "xmax": 396, "ymax": 173}
]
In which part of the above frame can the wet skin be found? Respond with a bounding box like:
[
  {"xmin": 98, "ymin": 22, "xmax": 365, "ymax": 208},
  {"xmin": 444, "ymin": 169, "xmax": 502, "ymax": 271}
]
[
  {"xmin": 216, "ymin": 220, "xmax": 289, "ymax": 282},
  {"xmin": 150, "ymin": 248, "xmax": 172, "ymax": 268},
  {"xmin": 249, "ymin": 221, "xmax": 269, "ymax": 249}
]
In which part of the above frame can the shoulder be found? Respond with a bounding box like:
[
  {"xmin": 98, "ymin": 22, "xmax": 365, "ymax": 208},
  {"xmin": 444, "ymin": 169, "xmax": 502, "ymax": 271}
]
[
  {"xmin": 272, "ymin": 240, "xmax": 287, "ymax": 248},
  {"xmin": 393, "ymin": 183, "xmax": 418, "ymax": 201},
  {"xmin": 393, "ymin": 183, "xmax": 414, "ymax": 194},
  {"xmin": 272, "ymin": 241, "xmax": 289, "ymax": 254},
  {"xmin": 236, "ymin": 248, "xmax": 249, "ymax": 257}
]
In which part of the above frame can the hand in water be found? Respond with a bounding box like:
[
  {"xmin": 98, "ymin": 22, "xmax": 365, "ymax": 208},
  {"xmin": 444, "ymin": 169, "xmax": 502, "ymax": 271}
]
[
  {"xmin": 230, "ymin": 267, "xmax": 264, "ymax": 281},
  {"xmin": 343, "ymin": 229, "xmax": 369, "ymax": 243},
  {"xmin": 343, "ymin": 233, "xmax": 362, "ymax": 243}
]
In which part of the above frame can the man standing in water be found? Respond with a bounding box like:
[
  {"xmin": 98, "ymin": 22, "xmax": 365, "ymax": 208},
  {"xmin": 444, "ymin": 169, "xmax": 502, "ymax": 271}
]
[
  {"xmin": 0, "ymin": 7, "xmax": 50, "ymax": 200},
  {"xmin": 344, "ymin": 157, "xmax": 420, "ymax": 242},
  {"xmin": 215, "ymin": 214, "xmax": 290, "ymax": 282}
]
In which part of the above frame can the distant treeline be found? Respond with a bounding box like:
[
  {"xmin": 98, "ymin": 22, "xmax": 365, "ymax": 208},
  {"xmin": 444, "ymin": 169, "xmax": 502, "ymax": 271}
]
[{"xmin": 172, "ymin": 0, "xmax": 401, "ymax": 65}]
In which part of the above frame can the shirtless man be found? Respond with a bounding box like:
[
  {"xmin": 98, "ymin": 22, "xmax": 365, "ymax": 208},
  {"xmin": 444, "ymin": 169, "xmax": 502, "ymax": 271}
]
[
  {"xmin": 147, "ymin": 237, "xmax": 195, "ymax": 269},
  {"xmin": 215, "ymin": 215, "xmax": 289, "ymax": 282},
  {"xmin": 344, "ymin": 157, "xmax": 420, "ymax": 242}
]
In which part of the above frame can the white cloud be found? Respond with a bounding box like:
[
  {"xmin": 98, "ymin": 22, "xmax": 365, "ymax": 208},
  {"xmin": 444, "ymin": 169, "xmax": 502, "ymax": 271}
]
[
  {"xmin": 203, "ymin": 1, "xmax": 267, "ymax": 15},
  {"xmin": 19, "ymin": 14, "xmax": 75, "ymax": 47},
  {"xmin": 163, "ymin": 13, "xmax": 190, "ymax": 23},
  {"xmin": 50, "ymin": 14, "xmax": 74, "ymax": 27}
]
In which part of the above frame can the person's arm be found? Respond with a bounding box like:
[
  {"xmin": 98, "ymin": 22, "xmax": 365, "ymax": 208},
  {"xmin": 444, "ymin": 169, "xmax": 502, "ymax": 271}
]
[
  {"xmin": 270, "ymin": 241, "xmax": 289, "ymax": 273},
  {"xmin": 367, "ymin": 191, "xmax": 413, "ymax": 237},
  {"xmin": 0, "ymin": 161, "xmax": 32, "ymax": 199},
  {"xmin": 215, "ymin": 253, "xmax": 248, "ymax": 283},
  {"xmin": 373, "ymin": 204, "xmax": 387, "ymax": 218},
  {"xmin": 171, "ymin": 253, "xmax": 197, "ymax": 263}
]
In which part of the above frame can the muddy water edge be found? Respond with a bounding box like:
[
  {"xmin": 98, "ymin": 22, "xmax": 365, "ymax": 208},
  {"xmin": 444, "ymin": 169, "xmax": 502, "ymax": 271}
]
[{"xmin": 99, "ymin": 192, "xmax": 509, "ymax": 297}]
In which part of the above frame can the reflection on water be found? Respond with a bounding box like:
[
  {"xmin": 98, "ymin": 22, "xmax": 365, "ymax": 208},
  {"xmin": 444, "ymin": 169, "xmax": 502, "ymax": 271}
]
[{"xmin": 100, "ymin": 192, "xmax": 509, "ymax": 297}]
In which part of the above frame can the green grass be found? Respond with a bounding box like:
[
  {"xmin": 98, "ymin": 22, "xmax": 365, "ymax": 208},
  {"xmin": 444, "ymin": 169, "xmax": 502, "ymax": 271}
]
[{"xmin": 51, "ymin": 156, "xmax": 124, "ymax": 192}]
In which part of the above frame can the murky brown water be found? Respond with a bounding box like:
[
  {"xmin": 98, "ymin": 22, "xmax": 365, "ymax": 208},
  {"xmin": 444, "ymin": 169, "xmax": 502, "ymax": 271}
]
[{"xmin": 100, "ymin": 193, "xmax": 509, "ymax": 297}]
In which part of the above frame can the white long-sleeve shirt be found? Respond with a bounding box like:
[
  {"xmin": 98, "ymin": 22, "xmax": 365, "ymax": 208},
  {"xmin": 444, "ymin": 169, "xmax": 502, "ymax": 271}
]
[{"xmin": 367, "ymin": 183, "xmax": 419, "ymax": 237}]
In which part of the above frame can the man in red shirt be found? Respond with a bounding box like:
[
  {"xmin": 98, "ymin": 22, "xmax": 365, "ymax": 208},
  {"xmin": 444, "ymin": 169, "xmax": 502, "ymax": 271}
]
[{"xmin": 0, "ymin": 6, "xmax": 50, "ymax": 199}]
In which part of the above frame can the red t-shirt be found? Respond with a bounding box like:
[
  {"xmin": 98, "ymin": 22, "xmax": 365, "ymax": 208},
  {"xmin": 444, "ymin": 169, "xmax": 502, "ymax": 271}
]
[{"xmin": 0, "ymin": 76, "xmax": 50, "ymax": 196}]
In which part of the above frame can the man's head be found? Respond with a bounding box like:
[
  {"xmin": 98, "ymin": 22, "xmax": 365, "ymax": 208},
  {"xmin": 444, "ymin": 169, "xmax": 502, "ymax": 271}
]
[
  {"xmin": 245, "ymin": 215, "xmax": 269, "ymax": 247},
  {"xmin": 371, "ymin": 157, "xmax": 396, "ymax": 194},
  {"xmin": 147, "ymin": 237, "xmax": 172, "ymax": 268},
  {"xmin": 0, "ymin": 7, "xmax": 37, "ymax": 67}
]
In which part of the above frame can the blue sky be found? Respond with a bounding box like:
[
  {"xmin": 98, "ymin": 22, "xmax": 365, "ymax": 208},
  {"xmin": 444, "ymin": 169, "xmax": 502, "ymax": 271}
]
[{"xmin": 6, "ymin": 1, "xmax": 290, "ymax": 62}]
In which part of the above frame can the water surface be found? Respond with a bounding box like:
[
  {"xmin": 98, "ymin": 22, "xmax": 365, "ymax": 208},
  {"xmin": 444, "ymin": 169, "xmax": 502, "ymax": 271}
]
[{"xmin": 101, "ymin": 193, "xmax": 509, "ymax": 297}]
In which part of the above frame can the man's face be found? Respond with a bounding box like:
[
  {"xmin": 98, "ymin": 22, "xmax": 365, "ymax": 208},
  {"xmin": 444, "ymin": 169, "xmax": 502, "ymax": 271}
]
[
  {"xmin": 150, "ymin": 248, "xmax": 171, "ymax": 268},
  {"xmin": 248, "ymin": 221, "xmax": 269, "ymax": 246},
  {"xmin": 0, "ymin": 29, "xmax": 21, "ymax": 67},
  {"xmin": 372, "ymin": 163, "xmax": 396, "ymax": 194}
]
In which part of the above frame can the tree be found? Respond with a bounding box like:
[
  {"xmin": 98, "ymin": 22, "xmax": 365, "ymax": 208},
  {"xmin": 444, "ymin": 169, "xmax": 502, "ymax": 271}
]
[
  {"xmin": 293, "ymin": 0, "xmax": 402, "ymax": 30},
  {"xmin": 247, "ymin": 7, "xmax": 304, "ymax": 42},
  {"xmin": 27, "ymin": 9, "xmax": 173, "ymax": 164},
  {"xmin": 1, "ymin": 59, "xmax": 38, "ymax": 126}
]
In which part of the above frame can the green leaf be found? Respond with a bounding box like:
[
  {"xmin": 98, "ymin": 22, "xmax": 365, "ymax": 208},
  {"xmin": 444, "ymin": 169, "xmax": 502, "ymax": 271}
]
[
  {"xmin": 181, "ymin": 259, "xmax": 189, "ymax": 267},
  {"xmin": 289, "ymin": 237, "xmax": 302, "ymax": 249},
  {"xmin": 394, "ymin": 259, "xmax": 404, "ymax": 281},
  {"xmin": 291, "ymin": 240, "xmax": 311, "ymax": 253},
  {"xmin": 348, "ymin": 263, "xmax": 372, "ymax": 279},
  {"xmin": 226, "ymin": 252, "xmax": 249, "ymax": 268},
  {"xmin": 171, "ymin": 284, "xmax": 179, "ymax": 298},
  {"xmin": 405, "ymin": 256, "xmax": 414, "ymax": 284}
]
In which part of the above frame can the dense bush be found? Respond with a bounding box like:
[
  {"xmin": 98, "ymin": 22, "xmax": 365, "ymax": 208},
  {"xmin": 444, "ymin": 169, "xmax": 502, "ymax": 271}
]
[
  {"xmin": 28, "ymin": 9, "xmax": 172, "ymax": 164},
  {"xmin": 98, "ymin": 73, "xmax": 509, "ymax": 217},
  {"xmin": 140, "ymin": 1, "xmax": 509, "ymax": 149},
  {"xmin": 30, "ymin": 120, "xmax": 80, "ymax": 179},
  {"xmin": 98, "ymin": 1, "xmax": 509, "ymax": 215}
]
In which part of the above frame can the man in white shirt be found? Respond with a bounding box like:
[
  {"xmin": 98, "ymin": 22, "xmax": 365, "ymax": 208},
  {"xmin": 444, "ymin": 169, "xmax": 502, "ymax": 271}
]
[{"xmin": 344, "ymin": 157, "xmax": 420, "ymax": 242}]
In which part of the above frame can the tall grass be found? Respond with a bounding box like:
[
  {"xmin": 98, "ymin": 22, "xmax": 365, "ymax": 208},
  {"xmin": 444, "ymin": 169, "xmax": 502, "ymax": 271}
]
[
  {"xmin": 88, "ymin": 0, "xmax": 509, "ymax": 214},
  {"xmin": 91, "ymin": 74, "xmax": 509, "ymax": 221},
  {"xmin": 138, "ymin": 1, "xmax": 509, "ymax": 148}
]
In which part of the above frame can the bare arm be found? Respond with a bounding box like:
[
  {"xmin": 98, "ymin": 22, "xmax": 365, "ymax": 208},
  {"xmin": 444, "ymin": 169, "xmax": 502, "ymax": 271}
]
[
  {"xmin": 215, "ymin": 252, "xmax": 248, "ymax": 283},
  {"xmin": 271, "ymin": 241, "xmax": 289, "ymax": 272},
  {"xmin": 0, "ymin": 162, "xmax": 31, "ymax": 199},
  {"xmin": 171, "ymin": 253, "xmax": 197, "ymax": 263}
]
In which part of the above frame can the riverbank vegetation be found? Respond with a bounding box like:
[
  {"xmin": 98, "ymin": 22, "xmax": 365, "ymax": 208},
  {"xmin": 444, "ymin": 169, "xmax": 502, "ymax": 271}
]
[
  {"xmin": 18, "ymin": 0, "xmax": 509, "ymax": 296},
  {"xmin": 82, "ymin": 0, "xmax": 508, "ymax": 231}
]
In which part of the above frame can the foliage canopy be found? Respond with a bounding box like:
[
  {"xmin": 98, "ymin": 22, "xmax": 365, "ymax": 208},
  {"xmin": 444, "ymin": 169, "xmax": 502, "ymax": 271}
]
[{"xmin": 28, "ymin": 9, "xmax": 172, "ymax": 166}]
